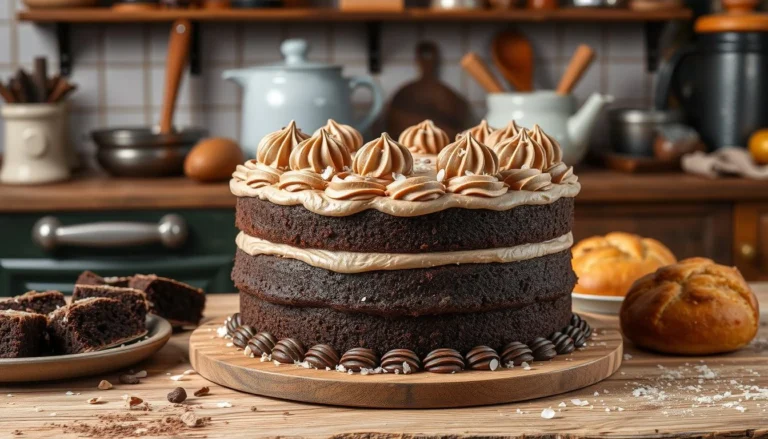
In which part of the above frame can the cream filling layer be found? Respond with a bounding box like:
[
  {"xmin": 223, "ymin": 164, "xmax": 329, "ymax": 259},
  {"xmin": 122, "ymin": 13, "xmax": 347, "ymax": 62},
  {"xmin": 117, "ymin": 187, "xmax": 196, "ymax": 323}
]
[{"xmin": 236, "ymin": 231, "xmax": 574, "ymax": 274}]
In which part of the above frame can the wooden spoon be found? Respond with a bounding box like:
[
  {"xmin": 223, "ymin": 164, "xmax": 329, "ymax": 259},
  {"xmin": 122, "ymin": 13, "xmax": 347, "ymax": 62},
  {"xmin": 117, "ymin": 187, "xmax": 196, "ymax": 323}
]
[
  {"xmin": 159, "ymin": 19, "xmax": 192, "ymax": 135},
  {"xmin": 460, "ymin": 52, "xmax": 504, "ymax": 94},
  {"xmin": 491, "ymin": 30, "xmax": 534, "ymax": 92},
  {"xmin": 556, "ymin": 44, "xmax": 595, "ymax": 95}
]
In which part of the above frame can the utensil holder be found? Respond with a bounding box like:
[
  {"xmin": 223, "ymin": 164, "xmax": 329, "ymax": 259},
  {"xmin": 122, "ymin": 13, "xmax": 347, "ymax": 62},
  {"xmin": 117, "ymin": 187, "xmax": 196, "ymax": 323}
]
[{"xmin": 1, "ymin": 103, "xmax": 71, "ymax": 185}]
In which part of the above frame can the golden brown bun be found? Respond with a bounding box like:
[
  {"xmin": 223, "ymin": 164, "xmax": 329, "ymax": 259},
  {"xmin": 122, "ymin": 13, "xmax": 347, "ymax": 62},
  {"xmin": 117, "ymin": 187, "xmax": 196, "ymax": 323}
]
[
  {"xmin": 572, "ymin": 232, "xmax": 676, "ymax": 297},
  {"xmin": 620, "ymin": 257, "xmax": 759, "ymax": 355}
]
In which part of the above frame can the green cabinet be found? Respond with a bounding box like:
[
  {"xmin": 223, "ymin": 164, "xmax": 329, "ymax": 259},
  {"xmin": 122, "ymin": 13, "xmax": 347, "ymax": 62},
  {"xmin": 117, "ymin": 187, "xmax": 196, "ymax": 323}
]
[{"xmin": 0, "ymin": 209, "xmax": 237, "ymax": 295}]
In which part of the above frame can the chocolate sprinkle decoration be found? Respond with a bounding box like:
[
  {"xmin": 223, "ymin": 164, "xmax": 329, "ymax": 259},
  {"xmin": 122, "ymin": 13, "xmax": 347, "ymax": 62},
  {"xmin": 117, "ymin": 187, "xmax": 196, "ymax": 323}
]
[
  {"xmin": 247, "ymin": 332, "xmax": 277, "ymax": 356},
  {"xmin": 272, "ymin": 338, "xmax": 306, "ymax": 364},
  {"xmin": 340, "ymin": 347, "xmax": 379, "ymax": 372},
  {"xmin": 570, "ymin": 313, "xmax": 592, "ymax": 338},
  {"xmin": 561, "ymin": 325, "xmax": 587, "ymax": 347},
  {"xmin": 549, "ymin": 331, "xmax": 575, "ymax": 355},
  {"xmin": 381, "ymin": 349, "xmax": 421, "ymax": 374},
  {"xmin": 304, "ymin": 344, "xmax": 340, "ymax": 369},
  {"xmin": 528, "ymin": 337, "xmax": 557, "ymax": 361},
  {"xmin": 423, "ymin": 348, "xmax": 464, "ymax": 374},
  {"xmin": 500, "ymin": 341, "xmax": 534, "ymax": 366},
  {"xmin": 465, "ymin": 345, "xmax": 501, "ymax": 371},
  {"xmin": 225, "ymin": 312, "xmax": 242, "ymax": 337},
  {"xmin": 232, "ymin": 325, "xmax": 256, "ymax": 349}
]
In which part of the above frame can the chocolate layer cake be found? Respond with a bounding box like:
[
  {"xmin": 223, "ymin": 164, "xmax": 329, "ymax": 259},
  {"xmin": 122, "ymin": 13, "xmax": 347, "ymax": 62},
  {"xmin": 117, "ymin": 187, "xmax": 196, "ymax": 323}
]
[
  {"xmin": 0, "ymin": 310, "xmax": 48, "ymax": 358},
  {"xmin": 230, "ymin": 121, "xmax": 580, "ymax": 357},
  {"xmin": 0, "ymin": 290, "xmax": 66, "ymax": 315},
  {"xmin": 73, "ymin": 284, "xmax": 148, "ymax": 322},
  {"xmin": 129, "ymin": 275, "xmax": 205, "ymax": 326},
  {"xmin": 48, "ymin": 297, "xmax": 146, "ymax": 354}
]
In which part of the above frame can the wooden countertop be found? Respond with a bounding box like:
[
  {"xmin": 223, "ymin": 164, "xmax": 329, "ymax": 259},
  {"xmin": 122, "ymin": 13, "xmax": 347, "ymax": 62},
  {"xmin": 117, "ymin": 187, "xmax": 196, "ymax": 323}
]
[
  {"xmin": 2, "ymin": 290, "xmax": 768, "ymax": 438},
  {"xmin": 2, "ymin": 170, "xmax": 768, "ymax": 213}
]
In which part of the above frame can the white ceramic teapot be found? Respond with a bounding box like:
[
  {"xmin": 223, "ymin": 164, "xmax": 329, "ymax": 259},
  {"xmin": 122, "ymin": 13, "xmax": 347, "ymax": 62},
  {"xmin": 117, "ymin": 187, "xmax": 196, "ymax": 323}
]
[
  {"xmin": 224, "ymin": 39, "xmax": 384, "ymax": 157},
  {"xmin": 485, "ymin": 91, "xmax": 613, "ymax": 165}
]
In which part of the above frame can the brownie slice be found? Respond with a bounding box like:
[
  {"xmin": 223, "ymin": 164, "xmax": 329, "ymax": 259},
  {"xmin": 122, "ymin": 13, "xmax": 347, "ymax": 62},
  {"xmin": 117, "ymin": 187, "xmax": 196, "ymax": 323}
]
[
  {"xmin": 0, "ymin": 310, "xmax": 48, "ymax": 358},
  {"xmin": 129, "ymin": 275, "xmax": 205, "ymax": 327},
  {"xmin": 75, "ymin": 270, "xmax": 130, "ymax": 288},
  {"xmin": 48, "ymin": 297, "xmax": 146, "ymax": 355},
  {"xmin": 0, "ymin": 290, "xmax": 66, "ymax": 315},
  {"xmin": 72, "ymin": 284, "xmax": 148, "ymax": 322}
]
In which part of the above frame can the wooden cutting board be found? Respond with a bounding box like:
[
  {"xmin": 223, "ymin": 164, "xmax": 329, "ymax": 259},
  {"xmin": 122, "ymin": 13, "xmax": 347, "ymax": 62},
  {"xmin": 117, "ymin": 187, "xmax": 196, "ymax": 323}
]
[
  {"xmin": 385, "ymin": 41, "xmax": 472, "ymax": 141},
  {"xmin": 189, "ymin": 318, "xmax": 623, "ymax": 409}
]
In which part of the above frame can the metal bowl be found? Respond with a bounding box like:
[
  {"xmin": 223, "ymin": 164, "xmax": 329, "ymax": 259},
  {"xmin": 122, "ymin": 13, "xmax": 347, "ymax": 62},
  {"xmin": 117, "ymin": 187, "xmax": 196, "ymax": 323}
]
[{"xmin": 92, "ymin": 127, "xmax": 207, "ymax": 177}]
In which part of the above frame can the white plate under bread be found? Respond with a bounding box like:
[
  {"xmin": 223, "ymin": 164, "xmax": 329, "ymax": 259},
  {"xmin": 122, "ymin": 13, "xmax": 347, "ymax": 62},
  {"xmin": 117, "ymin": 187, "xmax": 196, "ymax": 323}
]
[{"xmin": 572, "ymin": 292, "xmax": 624, "ymax": 315}]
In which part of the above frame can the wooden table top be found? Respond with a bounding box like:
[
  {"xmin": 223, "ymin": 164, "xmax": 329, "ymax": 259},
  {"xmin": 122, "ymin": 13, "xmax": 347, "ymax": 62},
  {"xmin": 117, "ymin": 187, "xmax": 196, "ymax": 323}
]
[
  {"xmin": 2, "ymin": 170, "xmax": 768, "ymax": 212},
  {"xmin": 2, "ymin": 290, "xmax": 768, "ymax": 438}
]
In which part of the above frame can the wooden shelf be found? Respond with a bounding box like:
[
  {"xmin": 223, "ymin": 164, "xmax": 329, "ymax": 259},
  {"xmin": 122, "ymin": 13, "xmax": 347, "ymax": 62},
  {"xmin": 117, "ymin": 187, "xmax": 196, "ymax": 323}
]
[
  {"xmin": 18, "ymin": 7, "xmax": 692, "ymax": 23},
  {"xmin": 17, "ymin": 7, "xmax": 691, "ymax": 76}
]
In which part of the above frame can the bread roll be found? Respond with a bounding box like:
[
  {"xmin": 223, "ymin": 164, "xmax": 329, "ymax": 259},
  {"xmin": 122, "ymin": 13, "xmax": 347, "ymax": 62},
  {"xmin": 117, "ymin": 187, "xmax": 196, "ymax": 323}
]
[
  {"xmin": 572, "ymin": 232, "xmax": 676, "ymax": 297},
  {"xmin": 620, "ymin": 257, "xmax": 759, "ymax": 355}
]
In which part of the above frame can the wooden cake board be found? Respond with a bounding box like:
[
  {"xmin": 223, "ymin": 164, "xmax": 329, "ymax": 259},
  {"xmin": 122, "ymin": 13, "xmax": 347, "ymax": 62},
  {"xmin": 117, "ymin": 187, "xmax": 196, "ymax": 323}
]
[{"xmin": 189, "ymin": 318, "xmax": 623, "ymax": 408}]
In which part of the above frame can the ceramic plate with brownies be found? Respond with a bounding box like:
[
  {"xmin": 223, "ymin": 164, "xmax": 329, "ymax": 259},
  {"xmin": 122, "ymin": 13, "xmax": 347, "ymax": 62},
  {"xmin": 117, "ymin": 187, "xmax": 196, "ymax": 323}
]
[{"xmin": 0, "ymin": 271, "xmax": 206, "ymax": 383}]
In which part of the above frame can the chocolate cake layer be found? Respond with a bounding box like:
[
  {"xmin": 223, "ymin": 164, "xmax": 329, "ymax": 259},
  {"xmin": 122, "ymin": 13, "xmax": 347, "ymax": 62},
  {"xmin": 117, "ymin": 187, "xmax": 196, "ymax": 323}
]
[
  {"xmin": 233, "ymin": 249, "xmax": 576, "ymax": 317},
  {"xmin": 236, "ymin": 196, "xmax": 573, "ymax": 253},
  {"xmin": 240, "ymin": 291, "xmax": 572, "ymax": 356}
]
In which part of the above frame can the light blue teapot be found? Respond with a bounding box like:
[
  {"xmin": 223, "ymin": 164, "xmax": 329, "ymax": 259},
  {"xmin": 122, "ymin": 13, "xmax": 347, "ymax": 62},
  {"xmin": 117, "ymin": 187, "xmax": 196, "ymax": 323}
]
[{"xmin": 224, "ymin": 39, "xmax": 384, "ymax": 157}]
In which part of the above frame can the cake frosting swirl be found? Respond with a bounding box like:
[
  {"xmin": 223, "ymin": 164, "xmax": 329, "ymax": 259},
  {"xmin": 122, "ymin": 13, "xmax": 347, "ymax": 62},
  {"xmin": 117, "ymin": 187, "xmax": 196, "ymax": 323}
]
[
  {"xmin": 492, "ymin": 129, "xmax": 547, "ymax": 171},
  {"xmin": 352, "ymin": 133, "xmax": 414, "ymax": 182},
  {"xmin": 398, "ymin": 120, "xmax": 451, "ymax": 154},
  {"xmin": 386, "ymin": 176, "xmax": 446, "ymax": 201},
  {"xmin": 325, "ymin": 174, "xmax": 387, "ymax": 201},
  {"xmin": 437, "ymin": 133, "xmax": 500, "ymax": 180},
  {"xmin": 314, "ymin": 119, "xmax": 363, "ymax": 153},
  {"xmin": 446, "ymin": 174, "xmax": 508, "ymax": 198},
  {"xmin": 237, "ymin": 160, "xmax": 283, "ymax": 189},
  {"xmin": 529, "ymin": 124, "xmax": 563, "ymax": 167},
  {"xmin": 456, "ymin": 120, "xmax": 495, "ymax": 145},
  {"xmin": 289, "ymin": 129, "xmax": 352, "ymax": 174},
  {"xmin": 257, "ymin": 120, "xmax": 310, "ymax": 170},
  {"xmin": 486, "ymin": 120, "xmax": 523, "ymax": 147},
  {"xmin": 501, "ymin": 168, "xmax": 554, "ymax": 191},
  {"xmin": 278, "ymin": 170, "xmax": 328, "ymax": 192},
  {"xmin": 547, "ymin": 162, "xmax": 576, "ymax": 184}
]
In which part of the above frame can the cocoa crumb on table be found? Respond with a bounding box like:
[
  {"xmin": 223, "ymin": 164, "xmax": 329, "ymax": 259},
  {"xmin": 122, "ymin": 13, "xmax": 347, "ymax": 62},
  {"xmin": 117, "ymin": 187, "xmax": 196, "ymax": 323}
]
[{"xmin": 51, "ymin": 414, "xmax": 211, "ymax": 438}]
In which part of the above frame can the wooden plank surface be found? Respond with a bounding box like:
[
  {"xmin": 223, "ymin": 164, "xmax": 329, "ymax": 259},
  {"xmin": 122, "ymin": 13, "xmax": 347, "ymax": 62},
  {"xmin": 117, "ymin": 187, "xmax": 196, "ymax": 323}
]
[
  {"xmin": 3, "ymin": 170, "xmax": 768, "ymax": 212},
  {"xmin": 189, "ymin": 321, "xmax": 622, "ymax": 408},
  {"xmin": 1, "ymin": 289, "xmax": 768, "ymax": 438},
  {"xmin": 17, "ymin": 8, "xmax": 692, "ymax": 23}
]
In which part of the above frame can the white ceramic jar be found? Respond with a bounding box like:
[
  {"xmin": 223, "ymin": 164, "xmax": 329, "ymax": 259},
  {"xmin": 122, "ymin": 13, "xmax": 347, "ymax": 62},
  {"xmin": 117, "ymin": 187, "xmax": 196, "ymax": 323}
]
[{"xmin": 1, "ymin": 103, "xmax": 71, "ymax": 185}]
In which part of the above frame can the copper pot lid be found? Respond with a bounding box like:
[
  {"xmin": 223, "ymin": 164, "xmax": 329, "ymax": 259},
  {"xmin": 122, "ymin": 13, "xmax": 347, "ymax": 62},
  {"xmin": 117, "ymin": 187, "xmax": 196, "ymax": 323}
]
[{"xmin": 696, "ymin": 0, "xmax": 768, "ymax": 33}]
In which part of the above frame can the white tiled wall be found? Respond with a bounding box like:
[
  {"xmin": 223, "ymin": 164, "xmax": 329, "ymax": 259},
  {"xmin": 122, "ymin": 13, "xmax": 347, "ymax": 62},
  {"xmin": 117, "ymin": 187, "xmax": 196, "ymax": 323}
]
[{"xmin": 0, "ymin": 1, "xmax": 651, "ymax": 153}]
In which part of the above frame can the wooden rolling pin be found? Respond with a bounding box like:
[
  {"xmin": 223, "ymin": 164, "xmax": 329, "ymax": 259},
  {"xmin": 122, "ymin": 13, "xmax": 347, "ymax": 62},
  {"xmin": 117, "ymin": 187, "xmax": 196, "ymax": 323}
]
[
  {"xmin": 556, "ymin": 44, "xmax": 595, "ymax": 95},
  {"xmin": 461, "ymin": 52, "xmax": 504, "ymax": 94}
]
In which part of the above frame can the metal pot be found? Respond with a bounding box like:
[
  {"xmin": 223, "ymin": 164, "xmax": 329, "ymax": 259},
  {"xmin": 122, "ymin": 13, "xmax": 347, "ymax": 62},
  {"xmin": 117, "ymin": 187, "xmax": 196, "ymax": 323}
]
[
  {"xmin": 608, "ymin": 108, "xmax": 684, "ymax": 156},
  {"xmin": 654, "ymin": 0, "xmax": 768, "ymax": 149},
  {"xmin": 92, "ymin": 127, "xmax": 206, "ymax": 177}
]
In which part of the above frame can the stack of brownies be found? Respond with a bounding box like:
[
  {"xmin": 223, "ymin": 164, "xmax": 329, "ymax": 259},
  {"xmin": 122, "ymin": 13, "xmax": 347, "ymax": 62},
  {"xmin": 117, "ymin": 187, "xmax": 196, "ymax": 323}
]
[{"xmin": 0, "ymin": 272, "xmax": 205, "ymax": 358}]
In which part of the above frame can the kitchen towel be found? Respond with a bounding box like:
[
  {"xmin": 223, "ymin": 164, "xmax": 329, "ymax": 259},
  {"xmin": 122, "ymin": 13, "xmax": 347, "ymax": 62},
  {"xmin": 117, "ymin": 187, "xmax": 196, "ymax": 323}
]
[{"xmin": 682, "ymin": 147, "xmax": 768, "ymax": 180}]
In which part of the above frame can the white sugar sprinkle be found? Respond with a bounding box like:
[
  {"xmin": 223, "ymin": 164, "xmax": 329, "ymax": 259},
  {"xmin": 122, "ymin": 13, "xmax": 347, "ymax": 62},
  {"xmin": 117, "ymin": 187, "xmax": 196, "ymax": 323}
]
[
  {"xmin": 489, "ymin": 359, "xmax": 499, "ymax": 371},
  {"xmin": 170, "ymin": 375, "xmax": 185, "ymax": 381},
  {"xmin": 541, "ymin": 408, "xmax": 555, "ymax": 419},
  {"xmin": 216, "ymin": 402, "xmax": 232, "ymax": 408}
]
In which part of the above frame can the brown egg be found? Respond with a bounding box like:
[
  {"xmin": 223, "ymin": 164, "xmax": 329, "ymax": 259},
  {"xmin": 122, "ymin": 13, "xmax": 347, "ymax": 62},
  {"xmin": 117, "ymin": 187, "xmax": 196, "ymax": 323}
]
[{"xmin": 184, "ymin": 137, "xmax": 244, "ymax": 182}]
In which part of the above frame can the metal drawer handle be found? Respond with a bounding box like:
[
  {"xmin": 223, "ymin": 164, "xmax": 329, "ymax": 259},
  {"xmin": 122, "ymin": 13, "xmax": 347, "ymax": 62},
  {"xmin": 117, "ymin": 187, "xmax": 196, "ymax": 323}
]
[{"xmin": 32, "ymin": 214, "xmax": 188, "ymax": 251}]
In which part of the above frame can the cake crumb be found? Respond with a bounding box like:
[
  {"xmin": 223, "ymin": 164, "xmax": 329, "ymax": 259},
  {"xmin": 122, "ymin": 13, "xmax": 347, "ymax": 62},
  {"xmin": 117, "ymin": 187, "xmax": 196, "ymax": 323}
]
[
  {"xmin": 194, "ymin": 387, "xmax": 210, "ymax": 397},
  {"xmin": 87, "ymin": 397, "xmax": 104, "ymax": 405},
  {"xmin": 98, "ymin": 380, "xmax": 113, "ymax": 390}
]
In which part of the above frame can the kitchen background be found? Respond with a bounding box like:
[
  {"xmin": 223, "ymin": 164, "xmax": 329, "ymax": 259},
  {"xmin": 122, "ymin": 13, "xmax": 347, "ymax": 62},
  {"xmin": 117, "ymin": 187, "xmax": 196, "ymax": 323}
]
[
  {"xmin": 4, "ymin": 0, "xmax": 768, "ymax": 294},
  {"xmin": 0, "ymin": 0, "xmax": 657, "ymax": 157}
]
